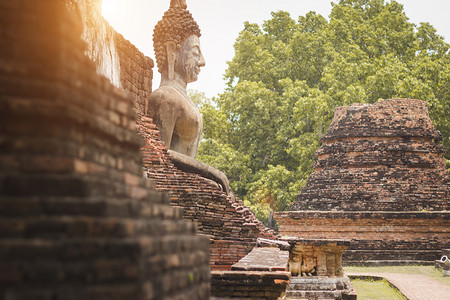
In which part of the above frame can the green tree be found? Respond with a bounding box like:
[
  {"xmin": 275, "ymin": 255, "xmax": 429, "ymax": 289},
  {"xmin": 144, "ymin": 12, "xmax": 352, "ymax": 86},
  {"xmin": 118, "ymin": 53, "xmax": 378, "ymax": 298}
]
[{"xmin": 197, "ymin": 0, "xmax": 450, "ymax": 224}]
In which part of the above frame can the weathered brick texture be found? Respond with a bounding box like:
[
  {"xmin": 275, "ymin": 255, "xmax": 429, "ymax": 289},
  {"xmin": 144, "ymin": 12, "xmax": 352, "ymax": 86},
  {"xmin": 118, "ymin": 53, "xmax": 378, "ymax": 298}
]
[
  {"xmin": 279, "ymin": 99, "xmax": 449, "ymax": 264},
  {"xmin": 115, "ymin": 33, "xmax": 153, "ymax": 115},
  {"xmin": 0, "ymin": 1, "xmax": 209, "ymax": 299},
  {"xmin": 68, "ymin": 0, "xmax": 153, "ymax": 115},
  {"xmin": 277, "ymin": 211, "xmax": 449, "ymax": 264},
  {"xmin": 211, "ymin": 271, "xmax": 291, "ymax": 299}
]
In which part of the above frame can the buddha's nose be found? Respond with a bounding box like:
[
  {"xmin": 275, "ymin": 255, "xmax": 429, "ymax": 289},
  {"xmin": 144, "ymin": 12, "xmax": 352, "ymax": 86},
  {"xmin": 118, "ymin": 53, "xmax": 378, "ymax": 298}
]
[{"xmin": 199, "ymin": 52, "xmax": 205, "ymax": 67}]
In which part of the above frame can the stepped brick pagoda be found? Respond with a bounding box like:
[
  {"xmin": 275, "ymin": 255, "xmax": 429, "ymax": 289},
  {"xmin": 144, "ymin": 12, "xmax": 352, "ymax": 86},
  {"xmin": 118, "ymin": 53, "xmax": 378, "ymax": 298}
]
[{"xmin": 277, "ymin": 99, "xmax": 449, "ymax": 264}]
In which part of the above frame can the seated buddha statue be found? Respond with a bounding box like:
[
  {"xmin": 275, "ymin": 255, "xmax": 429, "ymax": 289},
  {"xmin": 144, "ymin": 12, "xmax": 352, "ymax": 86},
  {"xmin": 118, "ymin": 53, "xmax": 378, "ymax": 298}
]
[
  {"xmin": 148, "ymin": 0, "xmax": 205, "ymax": 158},
  {"xmin": 148, "ymin": 0, "xmax": 233, "ymax": 197}
]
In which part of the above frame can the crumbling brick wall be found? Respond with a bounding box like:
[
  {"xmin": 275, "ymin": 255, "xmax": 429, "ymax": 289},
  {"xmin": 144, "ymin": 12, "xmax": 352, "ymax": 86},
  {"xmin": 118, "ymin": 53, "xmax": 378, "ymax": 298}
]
[
  {"xmin": 68, "ymin": 0, "xmax": 153, "ymax": 115},
  {"xmin": 115, "ymin": 33, "xmax": 153, "ymax": 115},
  {"xmin": 0, "ymin": 1, "xmax": 210, "ymax": 298},
  {"xmin": 279, "ymin": 99, "xmax": 449, "ymax": 264},
  {"xmin": 276, "ymin": 211, "xmax": 449, "ymax": 263}
]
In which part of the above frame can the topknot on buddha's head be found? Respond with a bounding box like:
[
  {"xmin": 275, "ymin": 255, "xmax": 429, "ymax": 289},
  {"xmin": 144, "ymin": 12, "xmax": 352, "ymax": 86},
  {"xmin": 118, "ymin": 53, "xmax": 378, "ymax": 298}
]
[{"xmin": 170, "ymin": 0, "xmax": 187, "ymax": 9}]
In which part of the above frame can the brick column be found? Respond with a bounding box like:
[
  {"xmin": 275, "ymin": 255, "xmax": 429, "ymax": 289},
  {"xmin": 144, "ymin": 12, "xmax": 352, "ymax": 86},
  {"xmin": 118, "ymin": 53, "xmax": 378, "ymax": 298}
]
[{"xmin": 316, "ymin": 250, "xmax": 328, "ymax": 277}]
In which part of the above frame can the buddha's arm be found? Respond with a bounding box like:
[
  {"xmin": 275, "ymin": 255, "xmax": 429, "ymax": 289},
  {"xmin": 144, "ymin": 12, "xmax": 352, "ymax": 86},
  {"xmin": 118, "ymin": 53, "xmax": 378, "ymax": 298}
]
[{"xmin": 147, "ymin": 88, "xmax": 178, "ymax": 149}]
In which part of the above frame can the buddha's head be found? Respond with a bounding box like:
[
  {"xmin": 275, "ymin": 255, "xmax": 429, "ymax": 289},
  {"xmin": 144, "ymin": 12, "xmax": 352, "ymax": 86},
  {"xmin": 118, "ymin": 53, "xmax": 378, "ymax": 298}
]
[{"xmin": 153, "ymin": 0, "xmax": 205, "ymax": 84}]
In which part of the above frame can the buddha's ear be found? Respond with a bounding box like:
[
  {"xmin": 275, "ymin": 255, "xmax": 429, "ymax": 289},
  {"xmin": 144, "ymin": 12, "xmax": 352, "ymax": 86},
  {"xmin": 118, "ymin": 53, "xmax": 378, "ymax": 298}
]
[{"xmin": 165, "ymin": 41, "xmax": 177, "ymax": 80}]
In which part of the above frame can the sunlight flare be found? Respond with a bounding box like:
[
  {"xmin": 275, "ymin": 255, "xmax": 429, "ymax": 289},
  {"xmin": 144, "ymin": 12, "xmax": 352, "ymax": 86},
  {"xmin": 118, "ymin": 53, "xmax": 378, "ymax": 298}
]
[{"xmin": 101, "ymin": 0, "xmax": 120, "ymax": 20}]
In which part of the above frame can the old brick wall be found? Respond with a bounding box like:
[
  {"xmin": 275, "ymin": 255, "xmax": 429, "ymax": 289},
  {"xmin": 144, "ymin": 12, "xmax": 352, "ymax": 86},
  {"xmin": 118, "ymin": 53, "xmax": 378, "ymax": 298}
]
[
  {"xmin": 0, "ymin": 1, "xmax": 209, "ymax": 299},
  {"xmin": 211, "ymin": 247, "xmax": 291, "ymax": 299},
  {"xmin": 211, "ymin": 271, "xmax": 291, "ymax": 299},
  {"xmin": 277, "ymin": 212, "xmax": 449, "ymax": 264},
  {"xmin": 68, "ymin": 0, "xmax": 153, "ymax": 115},
  {"xmin": 279, "ymin": 99, "xmax": 449, "ymax": 264},
  {"xmin": 115, "ymin": 32, "xmax": 153, "ymax": 115}
]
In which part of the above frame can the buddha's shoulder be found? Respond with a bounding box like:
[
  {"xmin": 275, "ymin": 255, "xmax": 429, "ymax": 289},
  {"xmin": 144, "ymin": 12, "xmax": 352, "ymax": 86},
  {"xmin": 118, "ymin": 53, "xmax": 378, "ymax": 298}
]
[
  {"xmin": 150, "ymin": 86, "xmax": 182, "ymax": 97},
  {"xmin": 149, "ymin": 86, "xmax": 185, "ymax": 103}
]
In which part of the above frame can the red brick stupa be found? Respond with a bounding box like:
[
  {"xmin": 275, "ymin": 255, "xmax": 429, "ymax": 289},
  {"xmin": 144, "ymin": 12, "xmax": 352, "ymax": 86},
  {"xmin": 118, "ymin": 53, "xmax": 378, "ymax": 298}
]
[{"xmin": 276, "ymin": 99, "xmax": 449, "ymax": 265}]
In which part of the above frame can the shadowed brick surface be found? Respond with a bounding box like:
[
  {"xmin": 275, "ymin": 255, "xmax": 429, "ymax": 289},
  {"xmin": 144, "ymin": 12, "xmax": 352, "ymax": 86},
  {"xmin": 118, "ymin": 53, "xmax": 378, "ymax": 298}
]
[
  {"xmin": 211, "ymin": 271, "xmax": 291, "ymax": 299},
  {"xmin": 211, "ymin": 245, "xmax": 290, "ymax": 298},
  {"xmin": 0, "ymin": 1, "xmax": 210, "ymax": 299}
]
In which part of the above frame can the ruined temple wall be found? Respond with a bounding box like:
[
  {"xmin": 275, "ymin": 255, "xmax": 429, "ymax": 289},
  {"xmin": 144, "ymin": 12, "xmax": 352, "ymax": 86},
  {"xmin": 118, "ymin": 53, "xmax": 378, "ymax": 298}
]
[
  {"xmin": 114, "ymin": 32, "xmax": 153, "ymax": 115},
  {"xmin": 69, "ymin": 0, "xmax": 153, "ymax": 115},
  {"xmin": 0, "ymin": 1, "xmax": 210, "ymax": 298},
  {"xmin": 277, "ymin": 212, "xmax": 449, "ymax": 264},
  {"xmin": 296, "ymin": 167, "xmax": 449, "ymax": 211}
]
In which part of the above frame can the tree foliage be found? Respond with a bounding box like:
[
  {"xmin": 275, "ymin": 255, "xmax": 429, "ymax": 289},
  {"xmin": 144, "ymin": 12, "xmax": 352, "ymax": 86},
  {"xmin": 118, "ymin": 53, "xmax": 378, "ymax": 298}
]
[{"xmin": 195, "ymin": 0, "xmax": 450, "ymax": 223}]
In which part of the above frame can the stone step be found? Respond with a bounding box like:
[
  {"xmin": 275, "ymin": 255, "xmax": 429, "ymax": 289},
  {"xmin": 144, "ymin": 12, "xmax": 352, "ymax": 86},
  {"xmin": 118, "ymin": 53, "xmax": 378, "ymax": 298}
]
[
  {"xmin": 286, "ymin": 276, "xmax": 356, "ymax": 300},
  {"xmin": 286, "ymin": 290, "xmax": 341, "ymax": 299},
  {"xmin": 288, "ymin": 281, "xmax": 338, "ymax": 291},
  {"xmin": 288, "ymin": 276, "xmax": 352, "ymax": 291}
]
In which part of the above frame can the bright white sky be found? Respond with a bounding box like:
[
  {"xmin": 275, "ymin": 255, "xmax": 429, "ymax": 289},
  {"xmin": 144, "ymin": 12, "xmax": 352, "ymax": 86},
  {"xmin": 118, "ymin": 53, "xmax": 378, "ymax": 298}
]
[{"xmin": 102, "ymin": 0, "xmax": 450, "ymax": 98}]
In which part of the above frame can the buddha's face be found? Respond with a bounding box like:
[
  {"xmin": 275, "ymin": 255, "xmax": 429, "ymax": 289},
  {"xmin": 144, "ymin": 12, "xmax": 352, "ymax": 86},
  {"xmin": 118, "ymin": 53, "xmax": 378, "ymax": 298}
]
[{"xmin": 175, "ymin": 34, "xmax": 205, "ymax": 84}]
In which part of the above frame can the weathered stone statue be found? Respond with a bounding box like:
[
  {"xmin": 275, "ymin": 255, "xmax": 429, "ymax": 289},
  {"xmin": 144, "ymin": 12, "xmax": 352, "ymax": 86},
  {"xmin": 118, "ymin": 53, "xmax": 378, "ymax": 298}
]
[
  {"xmin": 149, "ymin": 0, "xmax": 205, "ymax": 158},
  {"xmin": 148, "ymin": 0, "xmax": 233, "ymax": 197}
]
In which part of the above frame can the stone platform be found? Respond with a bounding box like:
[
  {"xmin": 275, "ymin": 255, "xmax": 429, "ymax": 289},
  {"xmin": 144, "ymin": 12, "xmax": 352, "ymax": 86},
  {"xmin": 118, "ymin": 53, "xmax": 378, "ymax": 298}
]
[
  {"xmin": 283, "ymin": 238, "xmax": 356, "ymax": 300},
  {"xmin": 211, "ymin": 238, "xmax": 356, "ymax": 299}
]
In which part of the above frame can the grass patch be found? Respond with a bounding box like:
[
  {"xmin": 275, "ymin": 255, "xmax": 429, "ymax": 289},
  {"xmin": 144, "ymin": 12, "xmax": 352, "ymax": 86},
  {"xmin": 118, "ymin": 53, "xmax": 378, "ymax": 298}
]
[
  {"xmin": 344, "ymin": 265, "xmax": 450, "ymax": 286},
  {"xmin": 350, "ymin": 278, "xmax": 406, "ymax": 300}
]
